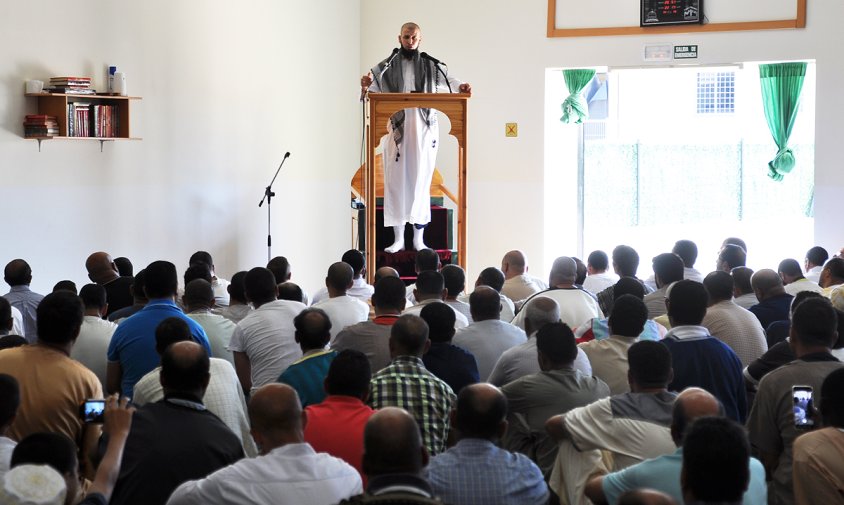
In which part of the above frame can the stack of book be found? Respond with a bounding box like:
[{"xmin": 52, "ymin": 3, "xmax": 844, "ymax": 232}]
[
  {"xmin": 23, "ymin": 115, "xmax": 59, "ymax": 137},
  {"xmin": 46, "ymin": 76, "xmax": 95, "ymax": 95}
]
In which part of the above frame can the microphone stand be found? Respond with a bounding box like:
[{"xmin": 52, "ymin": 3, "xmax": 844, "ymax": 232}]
[
  {"xmin": 421, "ymin": 52, "xmax": 453, "ymax": 93},
  {"xmin": 258, "ymin": 152, "xmax": 290, "ymax": 261}
]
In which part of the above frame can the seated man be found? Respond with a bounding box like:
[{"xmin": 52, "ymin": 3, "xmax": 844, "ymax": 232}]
[
  {"xmin": 575, "ymin": 278, "xmax": 665, "ymax": 345},
  {"xmin": 461, "ymin": 266, "xmax": 516, "ymax": 322},
  {"xmin": 72, "ymin": 283, "xmax": 118, "ymax": 389},
  {"xmin": 642, "ymin": 253, "xmax": 685, "ymax": 319},
  {"xmin": 3, "ymin": 258, "xmax": 44, "ymax": 342},
  {"xmin": 749, "ymin": 269, "xmax": 794, "ymax": 331},
  {"xmin": 214, "ymin": 271, "xmax": 251, "ymax": 324},
  {"xmin": 425, "ymin": 384, "xmax": 549, "ymax": 505},
  {"xmin": 168, "ymin": 384, "xmax": 361, "ymax": 505},
  {"xmin": 804, "ymin": 246, "xmax": 828, "ymax": 284},
  {"xmin": 585, "ymin": 388, "xmax": 766, "ymax": 505},
  {"xmin": 278, "ymin": 308, "xmax": 337, "ymax": 407},
  {"xmin": 500, "ymin": 250, "xmax": 548, "ymax": 306},
  {"xmin": 582, "ymin": 250, "xmax": 619, "ymax": 295},
  {"xmin": 313, "ymin": 262, "xmax": 370, "ymax": 342},
  {"xmin": 779, "ymin": 258, "xmax": 823, "ymax": 296},
  {"xmin": 700, "ymin": 271, "xmax": 767, "ymax": 368},
  {"xmin": 110, "ymin": 342, "xmax": 244, "ymax": 505},
  {"xmin": 184, "ymin": 279, "xmax": 236, "ymax": 365},
  {"xmin": 682, "ymin": 417, "xmax": 754, "ymax": 505},
  {"xmin": 419, "ymin": 302, "xmax": 479, "ymax": 394},
  {"xmin": 442, "ymin": 264, "xmax": 473, "ymax": 322},
  {"xmin": 312, "ymin": 249, "xmax": 374, "ymax": 304},
  {"xmin": 85, "ymin": 251, "xmax": 134, "ymax": 317},
  {"xmin": 188, "ymin": 251, "xmax": 230, "ymax": 307},
  {"xmin": 404, "ymin": 271, "xmax": 469, "ymax": 328},
  {"xmin": 732, "ymin": 266, "xmax": 759, "ymax": 309}
]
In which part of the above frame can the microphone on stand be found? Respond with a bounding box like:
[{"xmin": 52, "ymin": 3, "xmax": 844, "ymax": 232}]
[
  {"xmin": 361, "ymin": 48, "xmax": 400, "ymax": 102},
  {"xmin": 421, "ymin": 52, "xmax": 452, "ymax": 93},
  {"xmin": 420, "ymin": 52, "xmax": 446, "ymax": 66}
]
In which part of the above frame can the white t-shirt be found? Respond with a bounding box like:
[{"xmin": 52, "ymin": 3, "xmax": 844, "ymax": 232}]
[
  {"xmin": 71, "ymin": 315, "xmax": 118, "ymax": 389},
  {"xmin": 312, "ymin": 295, "xmax": 370, "ymax": 343}
]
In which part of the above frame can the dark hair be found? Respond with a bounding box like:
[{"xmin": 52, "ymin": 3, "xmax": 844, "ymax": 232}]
[
  {"xmin": 144, "ymin": 260, "xmax": 179, "ymax": 299},
  {"xmin": 3, "ymin": 259, "xmax": 32, "ymax": 287},
  {"xmin": 267, "ymin": 256, "xmax": 291, "ymax": 283},
  {"xmin": 628, "ymin": 340, "xmax": 672, "ymax": 388},
  {"xmin": 806, "ymin": 246, "xmax": 829, "ymax": 267},
  {"xmin": 0, "ymin": 335, "xmax": 27, "ymax": 350},
  {"xmin": 36, "ymin": 291, "xmax": 83, "ymax": 345},
  {"xmin": 469, "ymin": 286, "xmax": 501, "ymax": 320},
  {"xmin": 653, "ymin": 253, "xmax": 685, "ymax": 285},
  {"xmin": 11, "ymin": 432, "xmax": 77, "ymax": 475},
  {"xmin": 277, "ymin": 282, "xmax": 304, "ymax": 303},
  {"xmin": 184, "ymin": 262, "xmax": 212, "ymax": 286},
  {"xmin": 672, "ymin": 240, "xmax": 698, "ymax": 268},
  {"xmin": 477, "ymin": 267, "xmax": 505, "ymax": 292},
  {"xmin": 419, "ymin": 302, "xmax": 456, "ymax": 343},
  {"xmin": 454, "ymin": 386, "xmax": 508, "ymax": 439},
  {"xmin": 682, "ymin": 417, "xmax": 750, "ymax": 502},
  {"xmin": 155, "ymin": 317, "xmax": 192, "ymax": 355},
  {"xmin": 0, "ymin": 297, "xmax": 12, "ymax": 328},
  {"xmin": 183, "ymin": 279, "xmax": 214, "ymax": 308},
  {"xmin": 587, "ymin": 250, "xmax": 609, "ymax": 271},
  {"xmin": 372, "ymin": 276, "xmax": 407, "ymax": 310},
  {"xmin": 668, "ymin": 280, "xmax": 709, "ymax": 325},
  {"xmin": 778, "ymin": 258, "xmax": 804, "ymax": 278},
  {"xmin": 824, "ymin": 258, "xmax": 844, "ymax": 282},
  {"xmin": 79, "ymin": 283, "xmax": 107, "ymax": 310},
  {"xmin": 160, "ymin": 342, "xmax": 210, "ymax": 392},
  {"xmin": 415, "ymin": 249, "xmax": 440, "ymax": 272},
  {"xmin": 52, "ymin": 280, "xmax": 78, "ymax": 295},
  {"xmin": 719, "ymin": 245, "xmax": 747, "ymax": 270},
  {"xmin": 731, "ymin": 267, "xmax": 754, "ymax": 295},
  {"xmin": 113, "ymin": 257, "xmax": 133, "ymax": 277},
  {"xmin": 614, "ymin": 277, "xmax": 646, "ymax": 300},
  {"xmin": 415, "ymin": 271, "xmax": 445, "ymax": 296},
  {"xmin": 820, "ymin": 367, "xmax": 844, "ymax": 428},
  {"xmin": 341, "ymin": 250, "xmax": 365, "ymax": 276},
  {"xmin": 131, "ymin": 269, "xmax": 146, "ymax": 299},
  {"xmin": 536, "ymin": 321, "xmax": 578, "ymax": 364},
  {"xmin": 441, "ymin": 265, "xmax": 466, "ymax": 298},
  {"xmin": 326, "ymin": 262, "xmax": 354, "ymax": 292},
  {"xmin": 609, "ymin": 295, "xmax": 648, "ymax": 338},
  {"xmin": 325, "ymin": 349, "xmax": 372, "ymax": 398},
  {"xmin": 613, "ymin": 245, "xmax": 640, "ymax": 277},
  {"xmin": 245, "ymin": 267, "xmax": 278, "ymax": 305},
  {"xmin": 228, "ymin": 271, "xmax": 248, "ymax": 303},
  {"xmin": 791, "ymin": 297, "xmax": 838, "ymax": 348},
  {"xmin": 573, "ymin": 257, "xmax": 588, "ymax": 286},
  {"xmin": 723, "ymin": 237, "xmax": 747, "ymax": 253},
  {"xmin": 390, "ymin": 314, "xmax": 429, "ymax": 356},
  {"xmin": 703, "ymin": 271, "xmax": 733, "ymax": 302},
  {"xmin": 294, "ymin": 308, "xmax": 332, "ymax": 350},
  {"xmin": 791, "ymin": 290, "xmax": 825, "ymax": 315},
  {"xmin": 0, "ymin": 373, "xmax": 20, "ymax": 427},
  {"xmin": 189, "ymin": 251, "xmax": 213, "ymax": 268}
]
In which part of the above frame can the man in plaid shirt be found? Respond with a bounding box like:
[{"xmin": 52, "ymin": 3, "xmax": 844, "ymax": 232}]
[{"xmin": 369, "ymin": 314, "xmax": 455, "ymax": 455}]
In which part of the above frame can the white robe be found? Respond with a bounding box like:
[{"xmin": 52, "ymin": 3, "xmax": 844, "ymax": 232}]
[{"xmin": 369, "ymin": 57, "xmax": 462, "ymax": 226}]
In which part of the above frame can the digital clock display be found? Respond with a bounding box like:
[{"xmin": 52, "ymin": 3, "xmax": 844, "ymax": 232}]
[{"xmin": 641, "ymin": 0, "xmax": 703, "ymax": 27}]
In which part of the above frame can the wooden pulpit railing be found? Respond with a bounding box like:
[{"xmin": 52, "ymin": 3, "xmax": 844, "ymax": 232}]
[{"xmin": 364, "ymin": 92, "xmax": 470, "ymax": 283}]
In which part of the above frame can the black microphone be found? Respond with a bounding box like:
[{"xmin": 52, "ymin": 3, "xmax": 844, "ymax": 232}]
[
  {"xmin": 284, "ymin": 152, "xmax": 290, "ymax": 159},
  {"xmin": 420, "ymin": 52, "xmax": 445, "ymax": 66},
  {"xmin": 362, "ymin": 48, "xmax": 400, "ymax": 102}
]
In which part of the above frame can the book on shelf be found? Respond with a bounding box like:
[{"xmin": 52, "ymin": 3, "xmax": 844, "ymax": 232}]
[{"xmin": 45, "ymin": 87, "xmax": 96, "ymax": 95}]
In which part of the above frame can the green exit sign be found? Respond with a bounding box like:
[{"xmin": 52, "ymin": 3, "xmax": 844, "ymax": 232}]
[{"xmin": 674, "ymin": 45, "xmax": 698, "ymax": 59}]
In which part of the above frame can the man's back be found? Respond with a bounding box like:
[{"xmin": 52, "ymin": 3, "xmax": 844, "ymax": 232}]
[
  {"xmin": 111, "ymin": 400, "xmax": 244, "ymax": 505},
  {"xmin": 502, "ymin": 275, "xmax": 546, "ymax": 306},
  {"xmin": 228, "ymin": 299, "xmax": 305, "ymax": 391},
  {"xmin": 749, "ymin": 293, "xmax": 794, "ymax": 330},
  {"xmin": 4, "ymin": 286, "xmax": 43, "ymax": 342},
  {"xmin": 511, "ymin": 288, "xmax": 603, "ymax": 331},
  {"xmin": 453, "ymin": 319, "xmax": 527, "ymax": 380},
  {"xmin": 793, "ymin": 427, "xmax": 844, "ymax": 505},
  {"xmin": 701, "ymin": 300, "xmax": 768, "ymax": 367},
  {"xmin": 313, "ymin": 295, "xmax": 370, "ymax": 342},
  {"xmin": 107, "ymin": 300, "xmax": 210, "ymax": 397},
  {"xmin": 167, "ymin": 442, "xmax": 361, "ymax": 505},
  {"xmin": 187, "ymin": 311, "xmax": 236, "ymax": 365},
  {"xmin": 578, "ymin": 336, "xmax": 637, "ymax": 395},
  {"xmin": 488, "ymin": 338, "xmax": 592, "ymax": 386},
  {"xmin": 103, "ymin": 276, "xmax": 134, "ymax": 316},
  {"xmin": 71, "ymin": 315, "xmax": 118, "ymax": 389},
  {"xmin": 332, "ymin": 317, "xmax": 394, "ymax": 373},
  {"xmin": 304, "ymin": 396, "xmax": 376, "ymax": 482}
]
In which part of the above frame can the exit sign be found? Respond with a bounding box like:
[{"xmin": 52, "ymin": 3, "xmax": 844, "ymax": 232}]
[{"xmin": 674, "ymin": 45, "xmax": 698, "ymax": 59}]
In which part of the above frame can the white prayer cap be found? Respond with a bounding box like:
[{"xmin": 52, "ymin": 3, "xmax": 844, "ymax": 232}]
[{"xmin": 0, "ymin": 464, "xmax": 66, "ymax": 505}]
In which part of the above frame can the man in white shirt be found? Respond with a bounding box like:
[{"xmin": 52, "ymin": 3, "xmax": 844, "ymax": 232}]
[
  {"xmin": 453, "ymin": 286, "xmax": 527, "ymax": 380},
  {"xmin": 405, "ymin": 249, "xmax": 441, "ymax": 306},
  {"xmin": 501, "ymin": 250, "xmax": 548, "ymax": 306},
  {"xmin": 229, "ymin": 267, "xmax": 306, "ymax": 394},
  {"xmin": 312, "ymin": 250, "xmax": 374, "ymax": 304},
  {"xmin": 215, "ymin": 271, "xmax": 252, "ymax": 324},
  {"xmin": 189, "ymin": 251, "xmax": 230, "ymax": 307},
  {"xmin": 133, "ymin": 316, "xmax": 257, "ymax": 457},
  {"xmin": 779, "ymin": 258, "xmax": 824, "ymax": 296},
  {"xmin": 71, "ymin": 284, "xmax": 118, "ymax": 390},
  {"xmin": 168, "ymin": 383, "xmax": 361, "ymax": 505},
  {"xmin": 313, "ymin": 263, "xmax": 370, "ymax": 343},
  {"xmin": 511, "ymin": 256, "xmax": 603, "ymax": 331},
  {"xmin": 642, "ymin": 253, "xmax": 685, "ymax": 319},
  {"xmin": 804, "ymin": 246, "xmax": 829, "ymax": 284},
  {"xmin": 442, "ymin": 265, "xmax": 472, "ymax": 322},
  {"xmin": 184, "ymin": 279, "xmax": 237, "ymax": 366},
  {"xmin": 731, "ymin": 266, "xmax": 759, "ymax": 309},
  {"xmin": 404, "ymin": 271, "xmax": 469, "ymax": 328},
  {"xmin": 582, "ymin": 250, "xmax": 619, "ymax": 295}
]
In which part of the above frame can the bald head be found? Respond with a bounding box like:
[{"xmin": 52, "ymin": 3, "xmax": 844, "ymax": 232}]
[
  {"xmin": 549, "ymin": 256, "xmax": 577, "ymax": 287},
  {"xmin": 751, "ymin": 269, "xmax": 786, "ymax": 300},
  {"xmin": 469, "ymin": 285, "xmax": 501, "ymax": 321},
  {"xmin": 454, "ymin": 383, "xmax": 508, "ymax": 440},
  {"xmin": 671, "ymin": 387, "xmax": 722, "ymax": 446},
  {"xmin": 248, "ymin": 384, "xmax": 304, "ymax": 452},
  {"xmin": 502, "ymin": 250, "xmax": 527, "ymax": 277},
  {"xmin": 160, "ymin": 341, "xmax": 210, "ymax": 397},
  {"xmin": 85, "ymin": 252, "xmax": 119, "ymax": 284},
  {"xmin": 363, "ymin": 407, "xmax": 425, "ymax": 477},
  {"xmin": 524, "ymin": 296, "xmax": 560, "ymax": 336},
  {"xmin": 374, "ymin": 266, "xmax": 400, "ymax": 283}
]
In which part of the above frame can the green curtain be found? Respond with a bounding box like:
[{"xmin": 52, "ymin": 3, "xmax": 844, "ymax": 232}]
[
  {"xmin": 560, "ymin": 69, "xmax": 596, "ymax": 124},
  {"xmin": 759, "ymin": 62, "xmax": 807, "ymax": 181}
]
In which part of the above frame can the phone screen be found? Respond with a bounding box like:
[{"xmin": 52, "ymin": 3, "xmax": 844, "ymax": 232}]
[
  {"xmin": 80, "ymin": 399, "xmax": 106, "ymax": 423},
  {"xmin": 792, "ymin": 386, "xmax": 815, "ymax": 429}
]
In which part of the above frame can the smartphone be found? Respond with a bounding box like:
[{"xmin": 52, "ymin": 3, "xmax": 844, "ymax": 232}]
[
  {"xmin": 80, "ymin": 399, "xmax": 106, "ymax": 424},
  {"xmin": 792, "ymin": 386, "xmax": 815, "ymax": 430}
]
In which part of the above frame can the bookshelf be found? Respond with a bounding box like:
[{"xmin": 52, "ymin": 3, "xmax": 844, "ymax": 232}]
[{"xmin": 24, "ymin": 93, "xmax": 142, "ymax": 151}]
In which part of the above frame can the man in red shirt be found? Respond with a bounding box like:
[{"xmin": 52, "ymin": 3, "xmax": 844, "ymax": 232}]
[{"xmin": 304, "ymin": 349, "xmax": 375, "ymax": 483}]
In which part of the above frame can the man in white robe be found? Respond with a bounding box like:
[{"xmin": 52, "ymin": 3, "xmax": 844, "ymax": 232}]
[{"xmin": 361, "ymin": 22, "xmax": 471, "ymax": 252}]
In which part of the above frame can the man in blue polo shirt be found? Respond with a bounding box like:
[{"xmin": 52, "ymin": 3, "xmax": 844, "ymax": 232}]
[{"xmin": 106, "ymin": 260, "xmax": 210, "ymax": 397}]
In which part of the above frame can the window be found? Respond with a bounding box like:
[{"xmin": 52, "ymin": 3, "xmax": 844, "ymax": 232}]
[{"xmin": 697, "ymin": 71, "xmax": 735, "ymax": 114}]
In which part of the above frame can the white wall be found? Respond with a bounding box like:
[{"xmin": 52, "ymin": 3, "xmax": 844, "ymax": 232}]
[
  {"xmin": 362, "ymin": 1, "xmax": 844, "ymax": 280},
  {"xmin": 1, "ymin": 0, "xmax": 361, "ymax": 294}
]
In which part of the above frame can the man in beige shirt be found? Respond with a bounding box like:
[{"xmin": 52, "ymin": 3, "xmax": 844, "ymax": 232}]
[{"xmin": 701, "ymin": 271, "xmax": 768, "ymax": 367}]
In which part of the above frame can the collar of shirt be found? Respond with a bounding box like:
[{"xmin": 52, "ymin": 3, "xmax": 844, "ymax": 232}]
[
  {"xmin": 320, "ymin": 395, "xmax": 368, "ymax": 407},
  {"xmin": 367, "ymin": 474, "xmax": 434, "ymax": 497},
  {"xmin": 8, "ymin": 285, "xmax": 31, "ymax": 293},
  {"xmin": 798, "ymin": 351, "xmax": 840, "ymax": 363},
  {"xmin": 291, "ymin": 348, "xmax": 334, "ymax": 365},
  {"xmin": 165, "ymin": 396, "xmax": 206, "ymax": 411},
  {"xmin": 374, "ymin": 314, "xmax": 400, "ymax": 325},
  {"xmin": 145, "ymin": 298, "xmax": 180, "ymax": 309},
  {"xmin": 664, "ymin": 325, "xmax": 711, "ymax": 341},
  {"xmin": 392, "ymin": 355, "xmax": 425, "ymax": 368}
]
